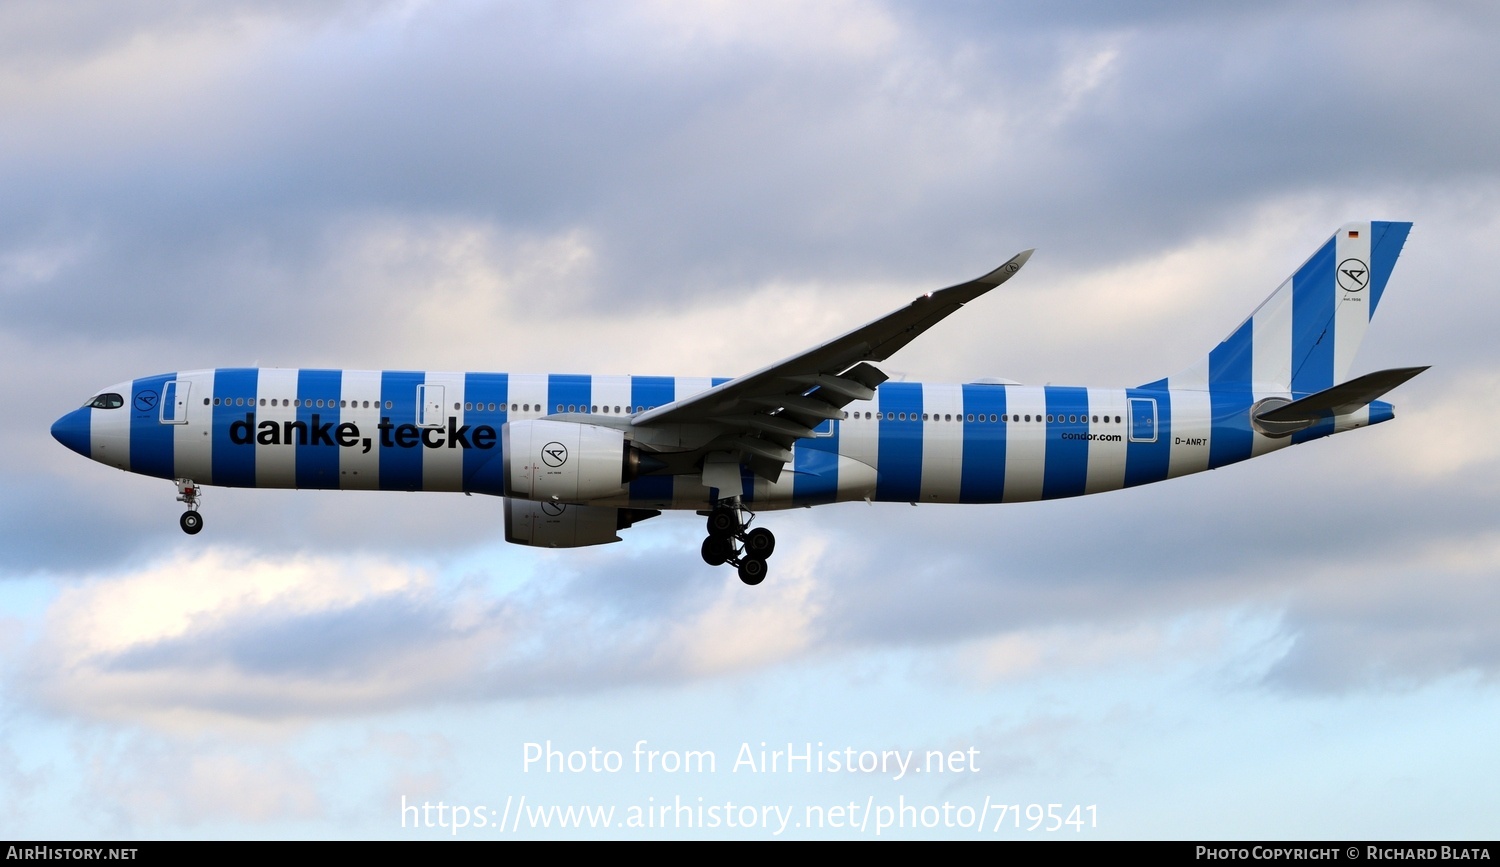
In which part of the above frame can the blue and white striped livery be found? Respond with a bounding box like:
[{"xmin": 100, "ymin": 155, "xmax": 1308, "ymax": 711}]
[{"xmin": 51, "ymin": 223, "xmax": 1426, "ymax": 585}]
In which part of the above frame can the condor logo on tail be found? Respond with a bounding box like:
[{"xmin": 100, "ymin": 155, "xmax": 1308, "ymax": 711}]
[{"xmin": 1338, "ymin": 258, "xmax": 1369, "ymax": 292}]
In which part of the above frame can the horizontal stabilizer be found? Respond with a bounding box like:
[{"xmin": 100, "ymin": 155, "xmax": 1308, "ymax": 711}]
[{"xmin": 1256, "ymin": 366, "xmax": 1429, "ymax": 423}]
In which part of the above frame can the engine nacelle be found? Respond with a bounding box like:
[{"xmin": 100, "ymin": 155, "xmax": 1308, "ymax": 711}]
[
  {"xmin": 504, "ymin": 499, "xmax": 660, "ymax": 548},
  {"xmin": 503, "ymin": 419, "xmax": 648, "ymax": 502}
]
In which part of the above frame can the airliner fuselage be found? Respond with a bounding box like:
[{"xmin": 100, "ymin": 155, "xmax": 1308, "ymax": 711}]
[
  {"xmin": 51, "ymin": 370, "xmax": 1388, "ymax": 508},
  {"xmin": 51, "ymin": 222, "xmax": 1425, "ymax": 585}
]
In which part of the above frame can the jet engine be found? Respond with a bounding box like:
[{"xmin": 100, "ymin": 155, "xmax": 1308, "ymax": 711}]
[
  {"xmin": 504, "ymin": 498, "xmax": 660, "ymax": 548},
  {"xmin": 502, "ymin": 419, "xmax": 655, "ymax": 502}
]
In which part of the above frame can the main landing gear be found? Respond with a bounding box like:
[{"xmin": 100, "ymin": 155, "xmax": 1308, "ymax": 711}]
[
  {"xmin": 700, "ymin": 499, "xmax": 775, "ymax": 586},
  {"xmin": 175, "ymin": 479, "xmax": 203, "ymax": 535}
]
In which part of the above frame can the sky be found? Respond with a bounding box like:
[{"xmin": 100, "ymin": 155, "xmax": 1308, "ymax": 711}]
[{"xmin": 3, "ymin": 0, "xmax": 1499, "ymax": 840}]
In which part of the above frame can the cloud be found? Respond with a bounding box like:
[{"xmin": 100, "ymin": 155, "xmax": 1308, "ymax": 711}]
[
  {"xmin": 7, "ymin": 0, "xmax": 1499, "ymax": 370},
  {"xmin": 954, "ymin": 612, "xmax": 1264, "ymax": 684},
  {"xmin": 82, "ymin": 735, "xmax": 324, "ymax": 827},
  {"xmin": 24, "ymin": 446, "xmax": 1495, "ymax": 734},
  {"xmin": 1266, "ymin": 532, "xmax": 1500, "ymax": 691},
  {"xmin": 15, "ymin": 541, "xmax": 827, "ymax": 728},
  {"xmin": 1359, "ymin": 370, "xmax": 1500, "ymax": 485}
]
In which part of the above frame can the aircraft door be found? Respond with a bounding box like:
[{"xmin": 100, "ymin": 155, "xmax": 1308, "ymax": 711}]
[
  {"xmin": 418, "ymin": 384, "xmax": 445, "ymax": 429},
  {"xmin": 160, "ymin": 380, "xmax": 190, "ymax": 425},
  {"xmin": 1128, "ymin": 397, "xmax": 1157, "ymax": 443}
]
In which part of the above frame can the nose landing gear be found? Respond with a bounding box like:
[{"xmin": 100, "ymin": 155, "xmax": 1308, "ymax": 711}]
[
  {"xmin": 175, "ymin": 479, "xmax": 203, "ymax": 535},
  {"xmin": 700, "ymin": 500, "xmax": 775, "ymax": 585}
]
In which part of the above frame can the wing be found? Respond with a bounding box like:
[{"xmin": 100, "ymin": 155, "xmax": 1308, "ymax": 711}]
[{"xmin": 631, "ymin": 249, "xmax": 1034, "ymax": 484}]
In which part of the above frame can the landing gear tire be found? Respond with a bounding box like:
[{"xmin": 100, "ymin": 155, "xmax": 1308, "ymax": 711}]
[
  {"xmin": 737, "ymin": 556, "xmax": 767, "ymax": 586},
  {"xmin": 744, "ymin": 527, "xmax": 776, "ymax": 559},
  {"xmin": 701, "ymin": 536, "xmax": 733, "ymax": 567},
  {"xmin": 706, "ymin": 508, "xmax": 739, "ymax": 539},
  {"xmin": 174, "ymin": 480, "xmax": 203, "ymax": 535}
]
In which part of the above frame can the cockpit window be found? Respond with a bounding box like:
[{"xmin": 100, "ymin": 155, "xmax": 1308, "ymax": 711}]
[{"xmin": 86, "ymin": 393, "xmax": 125, "ymax": 409}]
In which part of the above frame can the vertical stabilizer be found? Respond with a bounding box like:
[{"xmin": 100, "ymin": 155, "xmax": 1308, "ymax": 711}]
[{"xmin": 1161, "ymin": 221, "xmax": 1411, "ymax": 392}]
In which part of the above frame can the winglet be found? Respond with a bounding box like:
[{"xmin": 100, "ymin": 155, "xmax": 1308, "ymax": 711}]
[
  {"xmin": 922, "ymin": 248, "xmax": 1034, "ymax": 310},
  {"xmin": 977, "ymin": 249, "xmax": 1034, "ymax": 286}
]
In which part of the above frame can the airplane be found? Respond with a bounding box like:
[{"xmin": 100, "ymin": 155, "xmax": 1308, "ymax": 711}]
[{"xmin": 51, "ymin": 222, "xmax": 1426, "ymax": 586}]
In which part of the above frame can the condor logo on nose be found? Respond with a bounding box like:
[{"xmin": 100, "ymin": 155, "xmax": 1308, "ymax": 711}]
[{"xmin": 541, "ymin": 442, "xmax": 568, "ymax": 467}]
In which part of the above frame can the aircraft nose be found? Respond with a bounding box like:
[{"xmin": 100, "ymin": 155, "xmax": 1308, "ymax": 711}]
[{"xmin": 51, "ymin": 408, "xmax": 91, "ymax": 457}]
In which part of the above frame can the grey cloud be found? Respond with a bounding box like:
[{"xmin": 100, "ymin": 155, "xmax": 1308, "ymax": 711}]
[
  {"xmin": 1269, "ymin": 581, "xmax": 1500, "ymax": 693},
  {"xmin": 0, "ymin": 0, "xmax": 388, "ymax": 70},
  {"xmin": 8, "ymin": 0, "xmax": 1500, "ymax": 353},
  {"xmin": 105, "ymin": 590, "xmax": 466, "ymax": 681},
  {"xmin": 16, "ymin": 445, "xmax": 1498, "ymax": 723},
  {"xmin": 792, "ymin": 425, "xmax": 1500, "ymax": 692}
]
